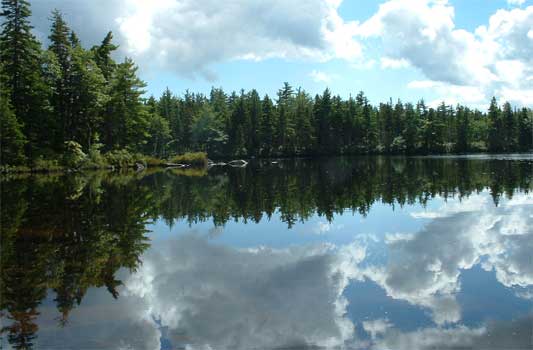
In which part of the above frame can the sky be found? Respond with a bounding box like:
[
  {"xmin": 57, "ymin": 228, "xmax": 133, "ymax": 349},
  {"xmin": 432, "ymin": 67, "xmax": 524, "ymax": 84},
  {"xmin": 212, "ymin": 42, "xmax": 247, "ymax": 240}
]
[{"xmin": 27, "ymin": 0, "xmax": 533, "ymax": 109}]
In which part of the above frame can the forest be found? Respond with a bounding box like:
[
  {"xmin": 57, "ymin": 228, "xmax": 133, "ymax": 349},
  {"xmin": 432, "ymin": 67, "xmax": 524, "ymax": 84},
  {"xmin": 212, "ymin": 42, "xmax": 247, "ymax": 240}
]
[{"xmin": 1, "ymin": 0, "xmax": 533, "ymax": 169}]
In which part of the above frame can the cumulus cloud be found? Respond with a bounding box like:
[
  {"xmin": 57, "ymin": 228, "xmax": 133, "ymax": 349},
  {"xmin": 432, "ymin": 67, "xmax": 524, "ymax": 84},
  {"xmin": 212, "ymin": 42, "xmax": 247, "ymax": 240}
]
[
  {"xmin": 368, "ymin": 315, "xmax": 533, "ymax": 350},
  {"xmin": 380, "ymin": 57, "xmax": 410, "ymax": 69},
  {"xmin": 311, "ymin": 219, "xmax": 344, "ymax": 233},
  {"xmin": 357, "ymin": 0, "xmax": 533, "ymax": 106},
  {"xmin": 122, "ymin": 236, "xmax": 366, "ymax": 349},
  {"xmin": 29, "ymin": 0, "xmax": 363, "ymax": 80},
  {"xmin": 33, "ymin": 288, "xmax": 162, "ymax": 350},
  {"xmin": 22, "ymin": 191, "xmax": 532, "ymax": 349},
  {"xmin": 360, "ymin": 193, "xmax": 533, "ymax": 325},
  {"xmin": 27, "ymin": 0, "xmax": 533, "ymax": 105},
  {"xmin": 310, "ymin": 70, "xmax": 334, "ymax": 84},
  {"xmin": 362, "ymin": 318, "xmax": 392, "ymax": 340}
]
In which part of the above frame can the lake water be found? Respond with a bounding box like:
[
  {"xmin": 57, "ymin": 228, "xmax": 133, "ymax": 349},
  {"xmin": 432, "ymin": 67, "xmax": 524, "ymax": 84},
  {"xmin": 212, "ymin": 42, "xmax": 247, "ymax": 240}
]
[{"xmin": 1, "ymin": 155, "xmax": 532, "ymax": 350}]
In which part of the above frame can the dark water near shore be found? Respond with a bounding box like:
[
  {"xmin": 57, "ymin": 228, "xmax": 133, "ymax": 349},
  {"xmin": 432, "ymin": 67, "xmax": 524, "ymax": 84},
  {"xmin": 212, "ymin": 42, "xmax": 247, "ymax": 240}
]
[{"xmin": 1, "ymin": 155, "xmax": 532, "ymax": 350}]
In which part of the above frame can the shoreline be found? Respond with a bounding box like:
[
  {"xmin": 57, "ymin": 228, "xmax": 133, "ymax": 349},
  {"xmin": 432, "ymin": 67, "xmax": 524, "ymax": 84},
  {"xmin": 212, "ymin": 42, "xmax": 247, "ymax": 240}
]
[{"xmin": 2, "ymin": 152, "xmax": 531, "ymax": 175}]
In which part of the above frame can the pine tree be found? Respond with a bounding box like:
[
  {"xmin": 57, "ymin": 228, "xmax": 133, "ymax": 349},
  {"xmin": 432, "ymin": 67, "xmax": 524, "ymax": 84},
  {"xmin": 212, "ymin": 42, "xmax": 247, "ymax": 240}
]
[
  {"xmin": 275, "ymin": 83, "xmax": 294, "ymax": 154},
  {"xmin": 247, "ymin": 89, "xmax": 261, "ymax": 156},
  {"xmin": 0, "ymin": 66, "xmax": 26, "ymax": 164},
  {"xmin": 93, "ymin": 31, "xmax": 118, "ymax": 83},
  {"xmin": 259, "ymin": 94, "xmax": 275, "ymax": 157},
  {"xmin": 455, "ymin": 106, "xmax": 470, "ymax": 153},
  {"xmin": 105, "ymin": 58, "xmax": 148, "ymax": 151},
  {"xmin": 1, "ymin": 0, "xmax": 50, "ymax": 159},
  {"xmin": 487, "ymin": 97, "xmax": 504, "ymax": 152},
  {"xmin": 315, "ymin": 89, "xmax": 331, "ymax": 154},
  {"xmin": 228, "ymin": 91, "xmax": 247, "ymax": 155},
  {"xmin": 294, "ymin": 89, "xmax": 314, "ymax": 154},
  {"xmin": 48, "ymin": 10, "xmax": 74, "ymax": 146},
  {"xmin": 518, "ymin": 108, "xmax": 532, "ymax": 151},
  {"xmin": 380, "ymin": 100, "xmax": 394, "ymax": 153},
  {"xmin": 502, "ymin": 102, "xmax": 516, "ymax": 151},
  {"xmin": 158, "ymin": 87, "xmax": 182, "ymax": 154},
  {"xmin": 145, "ymin": 96, "xmax": 171, "ymax": 157},
  {"xmin": 69, "ymin": 45, "xmax": 107, "ymax": 149},
  {"xmin": 403, "ymin": 102, "xmax": 418, "ymax": 154}
]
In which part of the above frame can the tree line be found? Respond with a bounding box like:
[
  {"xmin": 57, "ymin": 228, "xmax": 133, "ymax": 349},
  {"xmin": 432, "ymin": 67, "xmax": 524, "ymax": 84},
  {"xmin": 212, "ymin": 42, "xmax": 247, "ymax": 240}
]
[{"xmin": 1, "ymin": 0, "xmax": 532, "ymax": 168}]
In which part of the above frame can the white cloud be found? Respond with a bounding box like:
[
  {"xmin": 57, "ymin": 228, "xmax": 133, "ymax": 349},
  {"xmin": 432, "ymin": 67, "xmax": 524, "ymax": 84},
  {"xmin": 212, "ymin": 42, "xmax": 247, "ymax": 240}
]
[
  {"xmin": 350, "ymin": 58, "xmax": 378, "ymax": 70},
  {"xmin": 369, "ymin": 315, "xmax": 533, "ymax": 350},
  {"xmin": 26, "ymin": 192, "xmax": 533, "ymax": 349},
  {"xmin": 27, "ymin": 0, "xmax": 533, "ymax": 105},
  {"xmin": 357, "ymin": 1, "xmax": 533, "ymax": 106},
  {"xmin": 29, "ymin": 0, "xmax": 363, "ymax": 80},
  {"xmin": 310, "ymin": 70, "xmax": 334, "ymax": 84},
  {"xmin": 121, "ymin": 236, "xmax": 366, "ymax": 349},
  {"xmin": 362, "ymin": 318, "xmax": 392, "ymax": 340},
  {"xmin": 408, "ymin": 80, "xmax": 488, "ymax": 108},
  {"xmin": 355, "ymin": 192, "xmax": 533, "ymax": 325},
  {"xmin": 380, "ymin": 57, "xmax": 410, "ymax": 69}
]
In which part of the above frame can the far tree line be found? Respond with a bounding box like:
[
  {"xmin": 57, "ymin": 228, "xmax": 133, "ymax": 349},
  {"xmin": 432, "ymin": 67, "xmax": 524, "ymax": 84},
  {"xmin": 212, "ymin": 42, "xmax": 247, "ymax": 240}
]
[{"xmin": 1, "ymin": 0, "xmax": 532, "ymax": 167}]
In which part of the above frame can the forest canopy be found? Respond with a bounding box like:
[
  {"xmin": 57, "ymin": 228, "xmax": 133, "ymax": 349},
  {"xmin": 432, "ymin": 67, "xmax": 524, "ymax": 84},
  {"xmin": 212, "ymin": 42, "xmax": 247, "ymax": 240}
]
[{"xmin": 1, "ymin": 0, "xmax": 532, "ymax": 167}]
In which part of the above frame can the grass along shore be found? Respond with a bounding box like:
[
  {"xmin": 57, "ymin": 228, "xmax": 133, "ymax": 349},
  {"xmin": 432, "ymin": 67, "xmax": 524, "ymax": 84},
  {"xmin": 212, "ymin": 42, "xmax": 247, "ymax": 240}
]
[{"xmin": 1, "ymin": 143, "xmax": 208, "ymax": 174}]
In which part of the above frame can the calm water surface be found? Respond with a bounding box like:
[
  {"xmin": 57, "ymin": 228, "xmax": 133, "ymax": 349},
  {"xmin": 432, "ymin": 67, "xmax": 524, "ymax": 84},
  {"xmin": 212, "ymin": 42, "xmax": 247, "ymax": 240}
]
[{"xmin": 1, "ymin": 156, "xmax": 532, "ymax": 349}]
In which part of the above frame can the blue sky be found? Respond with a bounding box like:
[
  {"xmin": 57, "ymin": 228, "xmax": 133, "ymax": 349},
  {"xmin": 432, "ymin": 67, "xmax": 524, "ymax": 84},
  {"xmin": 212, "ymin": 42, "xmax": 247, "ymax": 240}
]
[{"xmin": 29, "ymin": 0, "xmax": 533, "ymax": 108}]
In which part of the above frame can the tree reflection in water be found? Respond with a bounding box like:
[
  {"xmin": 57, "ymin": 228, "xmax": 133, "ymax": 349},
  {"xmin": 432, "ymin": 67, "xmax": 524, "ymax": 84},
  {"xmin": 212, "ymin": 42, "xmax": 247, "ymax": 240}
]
[{"xmin": 1, "ymin": 156, "xmax": 531, "ymax": 349}]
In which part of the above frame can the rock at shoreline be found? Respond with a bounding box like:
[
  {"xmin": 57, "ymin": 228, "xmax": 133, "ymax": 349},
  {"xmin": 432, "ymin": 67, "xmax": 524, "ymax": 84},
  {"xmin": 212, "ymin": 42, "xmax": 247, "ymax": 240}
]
[
  {"xmin": 228, "ymin": 159, "xmax": 248, "ymax": 167},
  {"xmin": 164, "ymin": 163, "xmax": 189, "ymax": 168}
]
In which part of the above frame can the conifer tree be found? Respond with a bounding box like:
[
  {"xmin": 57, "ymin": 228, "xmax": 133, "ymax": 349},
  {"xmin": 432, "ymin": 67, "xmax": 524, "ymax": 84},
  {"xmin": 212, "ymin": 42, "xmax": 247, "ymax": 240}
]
[
  {"xmin": 488, "ymin": 97, "xmax": 504, "ymax": 152},
  {"xmin": 260, "ymin": 95, "xmax": 275, "ymax": 157},
  {"xmin": 1, "ymin": 0, "xmax": 50, "ymax": 159},
  {"xmin": 0, "ymin": 64, "xmax": 26, "ymax": 164}
]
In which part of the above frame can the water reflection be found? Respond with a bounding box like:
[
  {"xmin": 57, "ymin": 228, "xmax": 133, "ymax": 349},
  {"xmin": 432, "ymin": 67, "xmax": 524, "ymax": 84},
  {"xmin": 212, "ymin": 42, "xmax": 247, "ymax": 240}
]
[{"xmin": 1, "ymin": 156, "xmax": 532, "ymax": 349}]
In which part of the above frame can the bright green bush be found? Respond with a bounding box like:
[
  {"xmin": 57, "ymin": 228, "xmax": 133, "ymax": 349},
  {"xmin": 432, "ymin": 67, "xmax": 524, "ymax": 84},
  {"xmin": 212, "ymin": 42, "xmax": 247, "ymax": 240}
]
[
  {"xmin": 104, "ymin": 149, "xmax": 134, "ymax": 168},
  {"xmin": 143, "ymin": 156, "xmax": 165, "ymax": 167},
  {"xmin": 33, "ymin": 157, "xmax": 63, "ymax": 172},
  {"xmin": 169, "ymin": 152, "xmax": 208, "ymax": 167},
  {"xmin": 63, "ymin": 141, "xmax": 87, "ymax": 169},
  {"xmin": 83, "ymin": 142, "xmax": 106, "ymax": 168},
  {"xmin": 103, "ymin": 150, "xmax": 147, "ymax": 168}
]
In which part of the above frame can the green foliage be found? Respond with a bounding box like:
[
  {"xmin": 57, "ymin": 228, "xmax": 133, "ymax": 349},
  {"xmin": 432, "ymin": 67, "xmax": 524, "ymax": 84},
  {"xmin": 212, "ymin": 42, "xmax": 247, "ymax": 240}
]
[
  {"xmin": 31, "ymin": 157, "xmax": 63, "ymax": 172},
  {"xmin": 391, "ymin": 136, "xmax": 407, "ymax": 154},
  {"xmin": 170, "ymin": 152, "xmax": 208, "ymax": 167},
  {"xmin": 1, "ymin": 173, "xmax": 151, "ymax": 347},
  {"xmin": 1, "ymin": 0, "xmax": 532, "ymax": 171},
  {"xmin": 142, "ymin": 155, "xmax": 166, "ymax": 167},
  {"xmin": 84, "ymin": 139, "xmax": 106, "ymax": 167},
  {"xmin": 103, "ymin": 149, "xmax": 138, "ymax": 168},
  {"xmin": 62, "ymin": 141, "xmax": 86, "ymax": 168},
  {"xmin": 191, "ymin": 104, "xmax": 227, "ymax": 156},
  {"xmin": 0, "ymin": 80, "xmax": 26, "ymax": 164}
]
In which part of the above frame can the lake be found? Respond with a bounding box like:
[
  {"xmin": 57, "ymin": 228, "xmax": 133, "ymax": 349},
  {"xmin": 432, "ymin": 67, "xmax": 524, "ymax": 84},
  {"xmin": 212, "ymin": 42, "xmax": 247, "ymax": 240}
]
[{"xmin": 1, "ymin": 155, "xmax": 532, "ymax": 350}]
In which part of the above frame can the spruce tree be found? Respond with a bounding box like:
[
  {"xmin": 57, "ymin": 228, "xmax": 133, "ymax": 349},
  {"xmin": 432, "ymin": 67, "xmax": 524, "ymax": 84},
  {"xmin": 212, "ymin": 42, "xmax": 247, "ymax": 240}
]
[
  {"xmin": 105, "ymin": 58, "xmax": 148, "ymax": 151},
  {"xmin": 502, "ymin": 102, "xmax": 515, "ymax": 151},
  {"xmin": 259, "ymin": 95, "xmax": 275, "ymax": 157},
  {"xmin": 1, "ymin": 0, "xmax": 50, "ymax": 159},
  {"xmin": 48, "ymin": 10, "xmax": 73, "ymax": 144},
  {"xmin": 0, "ymin": 65, "xmax": 26, "ymax": 164},
  {"xmin": 487, "ymin": 97, "xmax": 504, "ymax": 152},
  {"xmin": 247, "ymin": 89, "xmax": 261, "ymax": 156},
  {"xmin": 518, "ymin": 108, "xmax": 532, "ymax": 151},
  {"xmin": 93, "ymin": 31, "xmax": 118, "ymax": 83}
]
